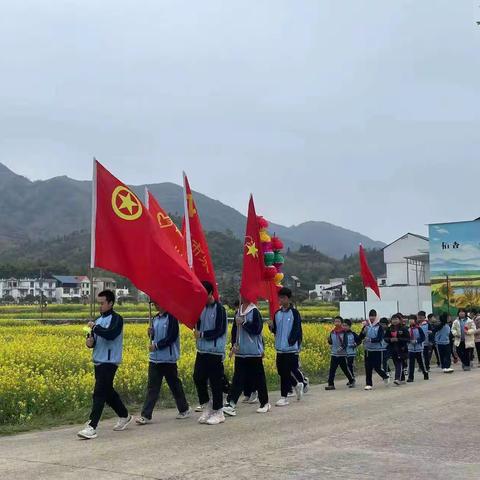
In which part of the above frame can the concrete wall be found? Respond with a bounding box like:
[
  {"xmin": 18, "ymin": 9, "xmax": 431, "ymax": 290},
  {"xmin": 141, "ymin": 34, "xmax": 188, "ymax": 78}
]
[{"xmin": 367, "ymin": 285, "xmax": 432, "ymax": 314}]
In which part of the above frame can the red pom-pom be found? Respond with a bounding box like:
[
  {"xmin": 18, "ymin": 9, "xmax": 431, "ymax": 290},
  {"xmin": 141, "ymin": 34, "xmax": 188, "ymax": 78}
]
[
  {"xmin": 257, "ymin": 216, "xmax": 269, "ymax": 229},
  {"xmin": 271, "ymin": 236, "xmax": 284, "ymax": 251},
  {"xmin": 263, "ymin": 265, "xmax": 277, "ymax": 280}
]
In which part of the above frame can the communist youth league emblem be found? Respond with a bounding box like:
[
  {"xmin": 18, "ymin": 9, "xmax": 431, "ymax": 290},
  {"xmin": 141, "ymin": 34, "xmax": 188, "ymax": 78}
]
[{"xmin": 111, "ymin": 186, "xmax": 143, "ymax": 221}]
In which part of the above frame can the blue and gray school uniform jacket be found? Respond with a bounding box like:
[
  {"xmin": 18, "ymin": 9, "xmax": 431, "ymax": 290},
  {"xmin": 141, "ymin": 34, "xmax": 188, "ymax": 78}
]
[
  {"xmin": 359, "ymin": 323, "xmax": 386, "ymax": 352},
  {"xmin": 420, "ymin": 322, "xmax": 431, "ymax": 347},
  {"xmin": 271, "ymin": 306, "xmax": 302, "ymax": 354},
  {"xmin": 149, "ymin": 313, "xmax": 180, "ymax": 363},
  {"xmin": 231, "ymin": 305, "xmax": 264, "ymax": 357},
  {"xmin": 345, "ymin": 331, "xmax": 361, "ymax": 357},
  {"xmin": 328, "ymin": 329, "xmax": 348, "ymax": 357},
  {"xmin": 196, "ymin": 302, "xmax": 227, "ymax": 356},
  {"xmin": 407, "ymin": 326, "xmax": 426, "ymax": 353},
  {"xmin": 434, "ymin": 323, "xmax": 451, "ymax": 345},
  {"xmin": 91, "ymin": 309, "xmax": 124, "ymax": 365}
]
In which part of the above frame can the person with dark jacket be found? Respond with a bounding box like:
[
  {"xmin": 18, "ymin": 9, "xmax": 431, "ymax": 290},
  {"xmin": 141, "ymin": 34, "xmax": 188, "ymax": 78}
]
[
  {"xmin": 407, "ymin": 315, "xmax": 428, "ymax": 382},
  {"xmin": 268, "ymin": 287, "xmax": 304, "ymax": 406},
  {"xmin": 325, "ymin": 316, "xmax": 355, "ymax": 390},
  {"xmin": 135, "ymin": 302, "xmax": 191, "ymax": 425},
  {"xmin": 384, "ymin": 314, "xmax": 410, "ymax": 385},
  {"xmin": 193, "ymin": 281, "xmax": 228, "ymax": 426},
  {"xmin": 78, "ymin": 290, "xmax": 131, "ymax": 440},
  {"xmin": 223, "ymin": 299, "xmax": 271, "ymax": 416}
]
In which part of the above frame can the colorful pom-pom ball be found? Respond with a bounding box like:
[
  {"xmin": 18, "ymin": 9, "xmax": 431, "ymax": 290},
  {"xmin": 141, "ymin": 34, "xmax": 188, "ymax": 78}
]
[
  {"xmin": 273, "ymin": 252, "xmax": 284, "ymax": 264},
  {"xmin": 274, "ymin": 272, "xmax": 284, "ymax": 284},
  {"xmin": 264, "ymin": 266, "xmax": 278, "ymax": 280},
  {"xmin": 259, "ymin": 230, "xmax": 271, "ymax": 243},
  {"xmin": 271, "ymin": 236, "xmax": 284, "ymax": 251},
  {"xmin": 264, "ymin": 251, "xmax": 275, "ymax": 266}
]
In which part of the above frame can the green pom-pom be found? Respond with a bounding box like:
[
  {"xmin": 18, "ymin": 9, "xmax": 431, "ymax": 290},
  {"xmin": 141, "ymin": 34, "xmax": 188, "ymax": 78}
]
[
  {"xmin": 264, "ymin": 251, "xmax": 275, "ymax": 266},
  {"xmin": 273, "ymin": 252, "xmax": 284, "ymax": 264}
]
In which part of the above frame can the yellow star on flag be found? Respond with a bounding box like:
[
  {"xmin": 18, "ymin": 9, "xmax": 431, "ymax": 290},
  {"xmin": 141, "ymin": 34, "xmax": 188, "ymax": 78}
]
[
  {"xmin": 246, "ymin": 241, "xmax": 258, "ymax": 258},
  {"xmin": 118, "ymin": 192, "xmax": 137, "ymax": 214}
]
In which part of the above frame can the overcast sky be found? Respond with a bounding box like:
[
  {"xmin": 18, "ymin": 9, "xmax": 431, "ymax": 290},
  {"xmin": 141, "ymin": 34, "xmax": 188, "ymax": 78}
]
[{"xmin": 1, "ymin": 1, "xmax": 479, "ymax": 243}]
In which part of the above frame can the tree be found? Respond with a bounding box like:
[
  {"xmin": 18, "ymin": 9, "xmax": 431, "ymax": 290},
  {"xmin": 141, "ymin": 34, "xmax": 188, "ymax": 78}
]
[{"xmin": 346, "ymin": 274, "xmax": 365, "ymax": 301}]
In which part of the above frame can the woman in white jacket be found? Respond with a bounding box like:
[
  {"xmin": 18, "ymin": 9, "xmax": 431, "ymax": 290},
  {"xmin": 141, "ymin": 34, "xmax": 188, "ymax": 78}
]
[{"xmin": 451, "ymin": 308, "xmax": 476, "ymax": 371}]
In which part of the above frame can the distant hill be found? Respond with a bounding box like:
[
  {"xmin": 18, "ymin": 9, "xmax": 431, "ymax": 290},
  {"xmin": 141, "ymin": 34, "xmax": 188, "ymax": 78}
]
[{"xmin": 0, "ymin": 162, "xmax": 385, "ymax": 258}]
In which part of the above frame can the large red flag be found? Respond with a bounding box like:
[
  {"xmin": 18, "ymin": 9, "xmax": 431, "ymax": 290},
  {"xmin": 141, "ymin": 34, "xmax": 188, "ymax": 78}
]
[
  {"xmin": 240, "ymin": 196, "xmax": 266, "ymax": 303},
  {"xmin": 145, "ymin": 187, "xmax": 186, "ymax": 260},
  {"xmin": 182, "ymin": 173, "xmax": 218, "ymax": 299},
  {"xmin": 91, "ymin": 160, "xmax": 207, "ymax": 328},
  {"xmin": 359, "ymin": 244, "xmax": 381, "ymax": 299}
]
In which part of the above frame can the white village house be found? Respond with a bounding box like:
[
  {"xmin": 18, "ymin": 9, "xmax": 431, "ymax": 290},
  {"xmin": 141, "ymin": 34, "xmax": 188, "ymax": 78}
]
[
  {"xmin": 341, "ymin": 233, "xmax": 432, "ymax": 319},
  {"xmin": 309, "ymin": 278, "xmax": 347, "ymax": 302}
]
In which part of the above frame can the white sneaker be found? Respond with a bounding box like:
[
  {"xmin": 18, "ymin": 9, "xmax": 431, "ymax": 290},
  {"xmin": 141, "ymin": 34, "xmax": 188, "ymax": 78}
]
[
  {"xmin": 176, "ymin": 408, "xmax": 192, "ymax": 420},
  {"xmin": 383, "ymin": 377, "xmax": 391, "ymax": 386},
  {"xmin": 364, "ymin": 385, "xmax": 373, "ymax": 391},
  {"xmin": 77, "ymin": 424, "xmax": 97, "ymax": 439},
  {"xmin": 113, "ymin": 415, "xmax": 132, "ymax": 431},
  {"xmin": 135, "ymin": 416, "xmax": 151, "ymax": 425},
  {"xmin": 195, "ymin": 405, "xmax": 204, "ymax": 412},
  {"xmin": 222, "ymin": 404, "xmax": 237, "ymax": 417},
  {"xmin": 295, "ymin": 382, "xmax": 304, "ymax": 401},
  {"xmin": 303, "ymin": 377, "xmax": 310, "ymax": 394},
  {"xmin": 287, "ymin": 391, "xmax": 295, "ymax": 397},
  {"xmin": 444, "ymin": 368, "xmax": 454, "ymax": 373},
  {"xmin": 256, "ymin": 403, "xmax": 271, "ymax": 413},
  {"xmin": 247, "ymin": 392, "xmax": 259, "ymax": 404},
  {"xmin": 198, "ymin": 403, "xmax": 212, "ymax": 424},
  {"xmin": 206, "ymin": 410, "xmax": 225, "ymax": 425},
  {"xmin": 275, "ymin": 397, "xmax": 289, "ymax": 407},
  {"xmin": 241, "ymin": 395, "xmax": 250, "ymax": 403}
]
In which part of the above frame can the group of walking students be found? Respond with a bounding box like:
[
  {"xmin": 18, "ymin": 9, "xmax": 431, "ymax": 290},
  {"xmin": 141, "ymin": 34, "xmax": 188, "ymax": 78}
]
[{"xmin": 77, "ymin": 283, "xmax": 480, "ymax": 439}]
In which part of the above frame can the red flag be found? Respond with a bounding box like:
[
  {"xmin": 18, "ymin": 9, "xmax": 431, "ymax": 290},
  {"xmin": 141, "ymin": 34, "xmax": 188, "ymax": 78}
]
[
  {"xmin": 359, "ymin": 244, "xmax": 381, "ymax": 299},
  {"xmin": 91, "ymin": 160, "xmax": 207, "ymax": 328},
  {"xmin": 145, "ymin": 188, "xmax": 186, "ymax": 260},
  {"xmin": 183, "ymin": 173, "xmax": 218, "ymax": 299}
]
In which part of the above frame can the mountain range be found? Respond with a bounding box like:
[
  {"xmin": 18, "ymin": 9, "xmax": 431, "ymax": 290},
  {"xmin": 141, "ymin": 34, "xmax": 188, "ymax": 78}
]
[{"xmin": 0, "ymin": 162, "xmax": 385, "ymax": 258}]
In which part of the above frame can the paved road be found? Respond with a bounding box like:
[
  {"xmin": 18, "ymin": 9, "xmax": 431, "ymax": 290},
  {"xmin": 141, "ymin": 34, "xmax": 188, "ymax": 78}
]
[{"xmin": 1, "ymin": 366, "xmax": 480, "ymax": 480}]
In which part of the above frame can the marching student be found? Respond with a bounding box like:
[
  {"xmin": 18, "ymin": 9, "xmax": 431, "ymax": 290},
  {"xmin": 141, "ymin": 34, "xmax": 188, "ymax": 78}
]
[
  {"xmin": 135, "ymin": 302, "xmax": 191, "ymax": 425},
  {"xmin": 434, "ymin": 313, "xmax": 454, "ymax": 373},
  {"xmin": 223, "ymin": 298, "xmax": 271, "ymax": 416},
  {"xmin": 269, "ymin": 287, "xmax": 304, "ymax": 406},
  {"xmin": 359, "ymin": 309, "xmax": 390, "ymax": 390},
  {"xmin": 472, "ymin": 309, "xmax": 480, "ymax": 367},
  {"xmin": 407, "ymin": 314, "xmax": 428, "ymax": 382},
  {"xmin": 78, "ymin": 290, "xmax": 132, "ymax": 440},
  {"xmin": 343, "ymin": 319, "xmax": 361, "ymax": 380},
  {"xmin": 418, "ymin": 311, "xmax": 432, "ymax": 372},
  {"xmin": 451, "ymin": 308, "xmax": 476, "ymax": 371},
  {"xmin": 384, "ymin": 314, "xmax": 410, "ymax": 385},
  {"xmin": 193, "ymin": 281, "xmax": 228, "ymax": 426},
  {"xmin": 428, "ymin": 313, "xmax": 441, "ymax": 368},
  {"xmin": 325, "ymin": 316, "xmax": 355, "ymax": 390},
  {"xmin": 379, "ymin": 317, "xmax": 391, "ymax": 374}
]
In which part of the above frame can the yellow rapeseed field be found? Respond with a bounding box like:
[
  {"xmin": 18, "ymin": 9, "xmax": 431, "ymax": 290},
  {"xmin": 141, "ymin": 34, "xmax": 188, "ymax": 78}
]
[{"xmin": 0, "ymin": 321, "xmax": 363, "ymax": 428}]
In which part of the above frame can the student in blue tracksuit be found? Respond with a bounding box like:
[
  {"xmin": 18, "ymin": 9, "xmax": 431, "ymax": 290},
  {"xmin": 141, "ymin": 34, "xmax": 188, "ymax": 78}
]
[
  {"xmin": 223, "ymin": 299, "xmax": 271, "ymax": 416},
  {"xmin": 193, "ymin": 281, "xmax": 228, "ymax": 426},
  {"xmin": 434, "ymin": 313, "xmax": 454, "ymax": 373},
  {"xmin": 78, "ymin": 290, "xmax": 131, "ymax": 440},
  {"xmin": 407, "ymin": 314, "xmax": 428, "ymax": 382},
  {"xmin": 428, "ymin": 313, "xmax": 441, "ymax": 368},
  {"xmin": 379, "ymin": 317, "xmax": 391, "ymax": 374},
  {"xmin": 359, "ymin": 309, "xmax": 390, "ymax": 390},
  {"xmin": 135, "ymin": 302, "xmax": 190, "ymax": 425},
  {"xmin": 269, "ymin": 287, "xmax": 304, "ymax": 406},
  {"xmin": 343, "ymin": 319, "xmax": 361, "ymax": 380},
  {"xmin": 325, "ymin": 316, "xmax": 355, "ymax": 390},
  {"xmin": 418, "ymin": 311, "xmax": 432, "ymax": 372}
]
